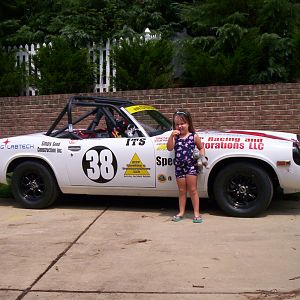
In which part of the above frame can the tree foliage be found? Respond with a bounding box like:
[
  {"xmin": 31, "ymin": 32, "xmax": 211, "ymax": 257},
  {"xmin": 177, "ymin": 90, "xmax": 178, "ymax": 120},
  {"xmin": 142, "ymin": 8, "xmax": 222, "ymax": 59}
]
[
  {"xmin": 0, "ymin": 48, "xmax": 26, "ymax": 97},
  {"xmin": 179, "ymin": 0, "xmax": 300, "ymax": 86},
  {"xmin": 112, "ymin": 38, "xmax": 174, "ymax": 90},
  {"xmin": 0, "ymin": 0, "xmax": 299, "ymax": 95},
  {"xmin": 31, "ymin": 37, "xmax": 94, "ymax": 94},
  {"xmin": 0, "ymin": 0, "xmax": 181, "ymax": 47}
]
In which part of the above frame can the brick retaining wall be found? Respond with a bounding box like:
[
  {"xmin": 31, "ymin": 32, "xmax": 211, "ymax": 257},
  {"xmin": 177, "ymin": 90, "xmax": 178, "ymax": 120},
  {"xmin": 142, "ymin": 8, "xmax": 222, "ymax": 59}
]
[{"xmin": 0, "ymin": 83, "xmax": 299, "ymax": 138}]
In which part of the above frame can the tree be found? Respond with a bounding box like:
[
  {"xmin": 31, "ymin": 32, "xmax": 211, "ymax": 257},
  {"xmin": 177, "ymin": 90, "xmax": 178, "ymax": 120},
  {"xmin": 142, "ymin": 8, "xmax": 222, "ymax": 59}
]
[
  {"xmin": 31, "ymin": 37, "xmax": 94, "ymax": 94},
  {"xmin": 0, "ymin": 0, "xmax": 299, "ymax": 92},
  {"xmin": 0, "ymin": 47, "xmax": 26, "ymax": 97},
  {"xmin": 0, "ymin": 0, "xmax": 182, "ymax": 47},
  {"xmin": 112, "ymin": 38, "xmax": 174, "ymax": 90},
  {"xmin": 179, "ymin": 0, "xmax": 300, "ymax": 86}
]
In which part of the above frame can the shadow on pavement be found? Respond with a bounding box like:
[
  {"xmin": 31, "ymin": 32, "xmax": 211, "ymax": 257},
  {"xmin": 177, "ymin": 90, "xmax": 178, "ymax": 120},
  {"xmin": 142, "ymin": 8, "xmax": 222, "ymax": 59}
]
[{"xmin": 0, "ymin": 192, "xmax": 299, "ymax": 217}]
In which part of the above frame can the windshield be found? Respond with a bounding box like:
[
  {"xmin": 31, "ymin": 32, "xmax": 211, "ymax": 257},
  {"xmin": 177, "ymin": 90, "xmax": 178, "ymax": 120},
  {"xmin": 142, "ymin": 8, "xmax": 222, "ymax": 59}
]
[{"xmin": 125, "ymin": 105, "xmax": 172, "ymax": 136}]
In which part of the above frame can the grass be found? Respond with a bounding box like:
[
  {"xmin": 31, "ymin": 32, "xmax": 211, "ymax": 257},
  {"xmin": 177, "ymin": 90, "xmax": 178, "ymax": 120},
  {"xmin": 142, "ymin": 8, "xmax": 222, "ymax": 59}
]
[{"xmin": 0, "ymin": 184, "xmax": 12, "ymax": 197}]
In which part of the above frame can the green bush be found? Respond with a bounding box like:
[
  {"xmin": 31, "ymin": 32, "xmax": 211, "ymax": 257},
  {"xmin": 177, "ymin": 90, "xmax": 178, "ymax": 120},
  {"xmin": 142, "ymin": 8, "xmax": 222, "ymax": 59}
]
[
  {"xmin": 0, "ymin": 184, "xmax": 12, "ymax": 198},
  {"xmin": 180, "ymin": 38, "xmax": 232, "ymax": 86},
  {"xmin": 112, "ymin": 38, "xmax": 174, "ymax": 90},
  {"xmin": 181, "ymin": 27, "xmax": 297, "ymax": 86},
  {"xmin": 31, "ymin": 37, "xmax": 95, "ymax": 94},
  {"xmin": 0, "ymin": 47, "xmax": 26, "ymax": 96},
  {"xmin": 290, "ymin": 30, "xmax": 300, "ymax": 81}
]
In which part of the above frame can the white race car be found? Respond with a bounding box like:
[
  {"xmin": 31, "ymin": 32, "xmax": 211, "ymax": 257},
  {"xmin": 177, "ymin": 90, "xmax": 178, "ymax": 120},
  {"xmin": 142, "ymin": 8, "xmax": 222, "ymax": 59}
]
[{"xmin": 1, "ymin": 96, "xmax": 299, "ymax": 217}]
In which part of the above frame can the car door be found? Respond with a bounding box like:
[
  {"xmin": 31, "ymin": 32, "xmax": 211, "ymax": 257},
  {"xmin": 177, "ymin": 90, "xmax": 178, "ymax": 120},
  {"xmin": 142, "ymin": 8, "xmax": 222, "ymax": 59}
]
[{"xmin": 65, "ymin": 136, "xmax": 156, "ymax": 188}]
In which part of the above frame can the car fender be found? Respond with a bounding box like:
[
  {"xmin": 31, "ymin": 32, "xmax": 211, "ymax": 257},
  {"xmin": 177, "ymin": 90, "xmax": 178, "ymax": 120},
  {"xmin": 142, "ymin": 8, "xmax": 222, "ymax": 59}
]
[{"xmin": 3, "ymin": 152, "xmax": 69, "ymax": 188}]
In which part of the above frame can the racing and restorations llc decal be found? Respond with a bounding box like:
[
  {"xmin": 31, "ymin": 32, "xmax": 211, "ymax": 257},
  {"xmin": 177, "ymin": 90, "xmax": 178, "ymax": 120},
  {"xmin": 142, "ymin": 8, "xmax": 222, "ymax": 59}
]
[
  {"xmin": 154, "ymin": 135, "xmax": 265, "ymax": 151},
  {"xmin": 203, "ymin": 137, "xmax": 264, "ymax": 150}
]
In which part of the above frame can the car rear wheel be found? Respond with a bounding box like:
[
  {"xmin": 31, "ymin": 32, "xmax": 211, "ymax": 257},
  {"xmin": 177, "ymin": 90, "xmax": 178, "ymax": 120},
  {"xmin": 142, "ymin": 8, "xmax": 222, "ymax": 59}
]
[
  {"xmin": 213, "ymin": 162, "xmax": 273, "ymax": 217},
  {"xmin": 12, "ymin": 161, "xmax": 59, "ymax": 209}
]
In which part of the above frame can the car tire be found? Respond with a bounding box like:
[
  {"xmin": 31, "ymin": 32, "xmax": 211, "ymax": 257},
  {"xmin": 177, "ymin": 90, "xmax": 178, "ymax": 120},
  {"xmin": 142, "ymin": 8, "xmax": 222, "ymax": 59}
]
[
  {"xmin": 213, "ymin": 162, "xmax": 273, "ymax": 217},
  {"xmin": 12, "ymin": 161, "xmax": 59, "ymax": 209}
]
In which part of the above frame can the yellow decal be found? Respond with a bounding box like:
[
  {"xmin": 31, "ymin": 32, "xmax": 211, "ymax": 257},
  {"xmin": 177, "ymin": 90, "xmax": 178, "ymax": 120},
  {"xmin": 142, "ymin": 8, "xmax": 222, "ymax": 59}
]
[
  {"xmin": 156, "ymin": 144, "xmax": 167, "ymax": 151},
  {"xmin": 125, "ymin": 105, "xmax": 157, "ymax": 114},
  {"xmin": 124, "ymin": 153, "xmax": 150, "ymax": 177}
]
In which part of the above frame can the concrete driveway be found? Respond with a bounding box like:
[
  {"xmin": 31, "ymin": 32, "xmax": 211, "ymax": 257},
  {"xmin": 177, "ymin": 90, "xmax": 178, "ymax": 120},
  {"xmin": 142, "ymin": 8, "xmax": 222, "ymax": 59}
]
[{"xmin": 0, "ymin": 195, "xmax": 299, "ymax": 300}]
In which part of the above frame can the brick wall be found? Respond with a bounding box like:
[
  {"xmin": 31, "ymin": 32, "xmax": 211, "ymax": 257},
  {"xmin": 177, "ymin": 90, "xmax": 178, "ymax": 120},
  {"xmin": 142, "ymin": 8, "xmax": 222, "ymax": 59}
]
[{"xmin": 0, "ymin": 83, "xmax": 299, "ymax": 138}]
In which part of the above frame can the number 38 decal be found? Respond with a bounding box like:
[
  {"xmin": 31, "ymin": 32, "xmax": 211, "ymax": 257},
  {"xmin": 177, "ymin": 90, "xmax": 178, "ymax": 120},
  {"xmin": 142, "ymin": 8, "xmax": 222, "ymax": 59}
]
[{"xmin": 82, "ymin": 146, "xmax": 117, "ymax": 183}]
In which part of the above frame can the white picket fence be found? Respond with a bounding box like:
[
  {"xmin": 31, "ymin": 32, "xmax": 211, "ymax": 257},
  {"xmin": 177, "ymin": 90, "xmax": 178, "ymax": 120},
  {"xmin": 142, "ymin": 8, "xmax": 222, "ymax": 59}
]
[
  {"xmin": 10, "ymin": 41, "xmax": 115, "ymax": 96},
  {"xmin": 9, "ymin": 28, "xmax": 159, "ymax": 96}
]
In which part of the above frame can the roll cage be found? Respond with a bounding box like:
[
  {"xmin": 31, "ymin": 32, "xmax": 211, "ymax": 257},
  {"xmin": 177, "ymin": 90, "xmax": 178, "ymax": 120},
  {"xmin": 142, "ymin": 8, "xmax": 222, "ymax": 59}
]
[{"xmin": 46, "ymin": 95, "xmax": 135, "ymax": 139}]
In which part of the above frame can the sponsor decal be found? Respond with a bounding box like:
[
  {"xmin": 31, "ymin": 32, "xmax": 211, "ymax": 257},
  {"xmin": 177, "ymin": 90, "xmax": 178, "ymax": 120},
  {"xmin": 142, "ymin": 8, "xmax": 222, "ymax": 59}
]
[
  {"xmin": 156, "ymin": 156, "xmax": 175, "ymax": 166},
  {"xmin": 156, "ymin": 144, "xmax": 167, "ymax": 151},
  {"xmin": 203, "ymin": 137, "xmax": 264, "ymax": 151},
  {"xmin": 125, "ymin": 105, "xmax": 157, "ymax": 114},
  {"xmin": 82, "ymin": 146, "xmax": 117, "ymax": 183},
  {"xmin": 154, "ymin": 136, "xmax": 168, "ymax": 143},
  {"xmin": 126, "ymin": 138, "xmax": 146, "ymax": 146},
  {"xmin": 0, "ymin": 139, "xmax": 34, "ymax": 150},
  {"xmin": 37, "ymin": 141, "xmax": 62, "ymax": 153},
  {"xmin": 157, "ymin": 174, "xmax": 167, "ymax": 183},
  {"xmin": 225, "ymin": 130, "xmax": 291, "ymax": 142},
  {"xmin": 123, "ymin": 153, "xmax": 150, "ymax": 177}
]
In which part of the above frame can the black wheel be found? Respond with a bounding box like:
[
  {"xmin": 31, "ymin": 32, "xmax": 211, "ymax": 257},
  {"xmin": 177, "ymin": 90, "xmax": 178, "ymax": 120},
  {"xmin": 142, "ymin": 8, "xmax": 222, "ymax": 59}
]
[
  {"xmin": 213, "ymin": 162, "xmax": 273, "ymax": 217},
  {"xmin": 12, "ymin": 161, "xmax": 59, "ymax": 209}
]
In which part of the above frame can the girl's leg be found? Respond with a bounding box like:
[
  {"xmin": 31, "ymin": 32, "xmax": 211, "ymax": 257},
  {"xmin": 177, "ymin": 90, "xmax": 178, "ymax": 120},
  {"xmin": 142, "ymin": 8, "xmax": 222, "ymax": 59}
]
[
  {"xmin": 186, "ymin": 175, "xmax": 200, "ymax": 217},
  {"xmin": 176, "ymin": 177, "xmax": 187, "ymax": 216}
]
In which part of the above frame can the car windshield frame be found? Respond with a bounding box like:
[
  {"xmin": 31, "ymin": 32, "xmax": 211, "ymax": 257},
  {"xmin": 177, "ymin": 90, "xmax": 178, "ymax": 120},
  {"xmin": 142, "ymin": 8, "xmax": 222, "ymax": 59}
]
[{"xmin": 124, "ymin": 105, "xmax": 172, "ymax": 137}]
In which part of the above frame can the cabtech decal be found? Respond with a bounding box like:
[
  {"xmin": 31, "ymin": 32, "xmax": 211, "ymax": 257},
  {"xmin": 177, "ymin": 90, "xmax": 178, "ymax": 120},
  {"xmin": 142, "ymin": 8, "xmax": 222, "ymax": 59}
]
[
  {"xmin": 82, "ymin": 146, "xmax": 117, "ymax": 183},
  {"xmin": 0, "ymin": 139, "xmax": 34, "ymax": 150}
]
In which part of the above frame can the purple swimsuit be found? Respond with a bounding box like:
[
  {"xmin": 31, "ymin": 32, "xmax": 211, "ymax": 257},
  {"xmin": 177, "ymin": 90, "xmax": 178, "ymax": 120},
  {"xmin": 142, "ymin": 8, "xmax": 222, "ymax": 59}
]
[{"xmin": 174, "ymin": 133, "xmax": 199, "ymax": 178}]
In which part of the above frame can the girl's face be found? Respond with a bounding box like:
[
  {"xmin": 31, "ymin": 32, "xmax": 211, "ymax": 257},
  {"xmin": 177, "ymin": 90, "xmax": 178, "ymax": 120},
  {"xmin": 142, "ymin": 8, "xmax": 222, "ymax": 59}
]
[{"xmin": 174, "ymin": 115, "xmax": 189, "ymax": 135}]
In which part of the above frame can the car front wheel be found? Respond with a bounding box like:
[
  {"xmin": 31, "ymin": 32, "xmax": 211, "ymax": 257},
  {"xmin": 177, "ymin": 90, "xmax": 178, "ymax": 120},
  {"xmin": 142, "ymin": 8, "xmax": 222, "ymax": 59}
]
[
  {"xmin": 213, "ymin": 162, "xmax": 273, "ymax": 217},
  {"xmin": 12, "ymin": 161, "xmax": 59, "ymax": 209}
]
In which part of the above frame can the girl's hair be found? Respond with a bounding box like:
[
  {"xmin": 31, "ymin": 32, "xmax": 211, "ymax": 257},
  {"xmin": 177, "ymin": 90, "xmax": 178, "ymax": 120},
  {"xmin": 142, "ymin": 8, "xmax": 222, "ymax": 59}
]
[{"xmin": 172, "ymin": 110, "xmax": 195, "ymax": 133}]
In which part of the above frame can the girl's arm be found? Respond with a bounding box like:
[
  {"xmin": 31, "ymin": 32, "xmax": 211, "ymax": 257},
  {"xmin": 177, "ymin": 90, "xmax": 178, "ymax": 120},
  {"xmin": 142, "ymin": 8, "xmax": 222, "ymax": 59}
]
[
  {"xmin": 167, "ymin": 130, "xmax": 180, "ymax": 151},
  {"xmin": 195, "ymin": 134, "xmax": 205, "ymax": 156}
]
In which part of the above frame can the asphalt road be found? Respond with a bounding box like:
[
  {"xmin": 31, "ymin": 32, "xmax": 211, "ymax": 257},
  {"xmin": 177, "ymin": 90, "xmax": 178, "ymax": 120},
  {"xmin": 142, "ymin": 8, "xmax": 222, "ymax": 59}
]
[{"xmin": 0, "ymin": 195, "xmax": 300, "ymax": 300}]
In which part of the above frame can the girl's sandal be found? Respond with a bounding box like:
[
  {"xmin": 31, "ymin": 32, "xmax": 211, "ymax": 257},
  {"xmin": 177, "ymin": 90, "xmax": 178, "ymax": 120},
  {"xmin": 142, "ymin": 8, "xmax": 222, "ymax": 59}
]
[
  {"xmin": 193, "ymin": 216, "xmax": 202, "ymax": 223},
  {"xmin": 172, "ymin": 215, "xmax": 183, "ymax": 222}
]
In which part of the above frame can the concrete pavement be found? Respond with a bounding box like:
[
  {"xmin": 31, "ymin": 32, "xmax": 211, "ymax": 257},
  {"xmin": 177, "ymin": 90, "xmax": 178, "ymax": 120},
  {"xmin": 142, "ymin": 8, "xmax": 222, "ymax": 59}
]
[{"xmin": 0, "ymin": 195, "xmax": 299, "ymax": 300}]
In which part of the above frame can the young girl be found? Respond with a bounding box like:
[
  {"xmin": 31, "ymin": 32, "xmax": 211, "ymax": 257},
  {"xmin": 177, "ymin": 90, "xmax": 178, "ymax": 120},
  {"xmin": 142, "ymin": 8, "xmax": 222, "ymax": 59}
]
[{"xmin": 167, "ymin": 111, "xmax": 205, "ymax": 223}]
